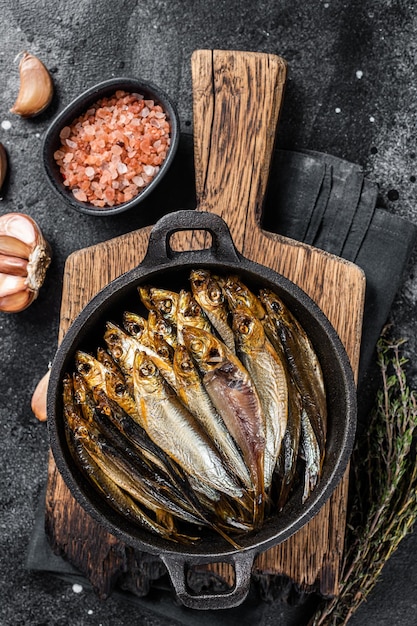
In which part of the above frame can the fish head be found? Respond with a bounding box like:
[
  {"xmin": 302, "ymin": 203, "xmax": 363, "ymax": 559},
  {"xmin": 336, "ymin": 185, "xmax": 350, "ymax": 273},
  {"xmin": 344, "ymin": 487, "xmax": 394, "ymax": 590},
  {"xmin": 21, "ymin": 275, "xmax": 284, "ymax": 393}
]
[
  {"xmin": 72, "ymin": 371, "xmax": 89, "ymax": 405},
  {"xmin": 138, "ymin": 285, "xmax": 153, "ymax": 311},
  {"xmin": 133, "ymin": 349, "xmax": 163, "ymax": 396},
  {"xmin": 232, "ymin": 305, "xmax": 264, "ymax": 351},
  {"xmin": 75, "ymin": 351, "xmax": 105, "ymax": 390},
  {"xmin": 178, "ymin": 289, "xmax": 208, "ymax": 328},
  {"xmin": 147, "ymin": 309, "xmax": 176, "ymax": 345},
  {"xmin": 147, "ymin": 287, "xmax": 179, "ymax": 323},
  {"xmin": 104, "ymin": 321, "xmax": 138, "ymax": 372},
  {"xmin": 224, "ymin": 275, "xmax": 266, "ymax": 319},
  {"xmin": 122, "ymin": 311, "xmax": 149, "ymax": 341},
  {"xmin": 182, "ymin": 326, "xmax": 226, "ymax": 374},
  {"xmin": 259, "ymin": 289, "xmax": 286, "ymax": 320},
  {"xmin": 173, "ymin": 344, "xmax": 197, "ymax": 384},
  {"xmin": 153, "ymin": 334, "xmax": 174, "ymax": 362},
  {"xmin": 96, "ymin": 346, "xmax": 120, "ymax": 374},
  {"xmin": 190, "ymin": 269, "xmax": 224, "ymax": 310}
]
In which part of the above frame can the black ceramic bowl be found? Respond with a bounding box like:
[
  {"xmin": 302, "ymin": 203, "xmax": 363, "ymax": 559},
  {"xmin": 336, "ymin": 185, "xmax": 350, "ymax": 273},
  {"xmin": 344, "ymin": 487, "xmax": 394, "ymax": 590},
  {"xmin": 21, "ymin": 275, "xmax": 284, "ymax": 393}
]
[
  {"xmin": 47, "ymin": 210, "xmax": 357, "ymax": 610},
  {"xmin": 42, "ymin": 77, "xmax": 180, "ymax": 216}
]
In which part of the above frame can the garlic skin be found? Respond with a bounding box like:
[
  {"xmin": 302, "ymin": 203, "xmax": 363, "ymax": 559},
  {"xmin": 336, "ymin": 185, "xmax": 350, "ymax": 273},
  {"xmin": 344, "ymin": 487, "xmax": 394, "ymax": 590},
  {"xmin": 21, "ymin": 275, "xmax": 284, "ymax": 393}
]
[
  {"xmin": 10, "ymin": 52, "xmax": 53, "ymax": 118},
  {"xmin": 0, "ymin": 212, "xmax": 52, "ymax": 313},
  {"xmin": 31, "ymin": 370, "xmax": 50, "ymax": 422},
  {"xmin": 0, "ymin": 142, "xmax": 7, "ymax": 192}
]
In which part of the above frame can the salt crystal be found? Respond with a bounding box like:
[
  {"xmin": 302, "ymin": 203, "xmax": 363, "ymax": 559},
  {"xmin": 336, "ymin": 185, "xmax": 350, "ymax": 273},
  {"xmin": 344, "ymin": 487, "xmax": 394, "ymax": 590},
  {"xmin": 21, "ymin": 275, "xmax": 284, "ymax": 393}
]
[
  {"xmin": 117, "ymin": 162, "xmax": 128, "ymax": 175},
  {"xmin": 356, "ymin": 70, "xmax": 363, "ymax": 79},
  {"xmin": 155, "ymin": 112, "xmax": 165, "ymax": 119},
  {"xmin": 73, "ymin": 189, "xmax": 87, "ymax": 202},
  {"xmin": 335, "ymin": 107, "xmax": 341, "ymax": 114},
  {"xmin": 141, "ymin": 107, "xmax": 150, "ymax": 118},
  {"xmin": 72, "ymin": 583, "xmax": 83, "ymax": 593},
  {"xmin": 60, "ymin": 126, "xmax": 71, "ymax": 140},
  {"xmin": 85, "ymin": 167, "xmax": 95, "ymax": 178},
  {"xmin": 133, "ymin": 175, "xmax": 145, "ymax": 187},
  {"xmin": 66, "ymin": 139, "xmax": 77, "ymax": 148},
  {"xmin": 144, "ymin": 100, "xmax": 155, "ymax": 108},
  {"xmin": 1, "ymin": 120, "xmax": 12, "ymax": 130},
  {"xmin": 143, "ymin": 165, "xmax": 155, "ymax": 177}
]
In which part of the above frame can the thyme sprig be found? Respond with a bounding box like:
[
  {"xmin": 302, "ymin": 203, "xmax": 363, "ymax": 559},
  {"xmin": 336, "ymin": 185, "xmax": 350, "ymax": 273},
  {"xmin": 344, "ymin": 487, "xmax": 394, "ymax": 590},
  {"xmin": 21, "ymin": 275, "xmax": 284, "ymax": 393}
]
[{"xmin": 311, "ymin": 334, "xmax": 417, "ymax": 625}]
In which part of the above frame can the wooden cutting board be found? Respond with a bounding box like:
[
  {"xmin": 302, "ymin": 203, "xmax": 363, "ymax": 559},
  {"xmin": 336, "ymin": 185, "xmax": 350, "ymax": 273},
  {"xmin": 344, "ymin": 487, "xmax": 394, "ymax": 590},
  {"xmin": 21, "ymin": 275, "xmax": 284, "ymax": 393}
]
[{"xmin": 45, "ymin": 50, "xmax": 365, "ymax": 600}]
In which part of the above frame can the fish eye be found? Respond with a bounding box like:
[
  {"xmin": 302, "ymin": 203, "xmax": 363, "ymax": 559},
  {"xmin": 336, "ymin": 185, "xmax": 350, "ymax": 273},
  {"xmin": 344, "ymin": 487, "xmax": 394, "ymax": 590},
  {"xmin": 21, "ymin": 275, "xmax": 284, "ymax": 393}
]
[
  {"xmin": 112, "ymin": 347, "xmax": 123, "ymax": 359},
  {"xmin": 79, "ymin": 362, "xmax": 91, "ymax": 374},
  {"xmin": 193, "ymin": 277, "xmax": 205, "ymax": 288},
  {"xmin": 190, "ymin": 339, "xmax": 203, "ymax": 353},
  {"xmin": 114, "ymin": 382, "xmax": 126, "ymax": 395},
  {"xmin": 209, "ymin": 287, "xmax": 222, "ymax": 301},
  {"xmin": 271, "ymin": 301, "xmax": 282, "ymax": 314},
  {"xmin": 131, "ymin": 322, "xmax": 143, "ymax": 335},
  {"xmin": 239, "ymin": 322, "xmax": 250, "ymax": 334},
  {"xmin": 140, "ymin": 362, "xmax": 155, "ymax": 376}
]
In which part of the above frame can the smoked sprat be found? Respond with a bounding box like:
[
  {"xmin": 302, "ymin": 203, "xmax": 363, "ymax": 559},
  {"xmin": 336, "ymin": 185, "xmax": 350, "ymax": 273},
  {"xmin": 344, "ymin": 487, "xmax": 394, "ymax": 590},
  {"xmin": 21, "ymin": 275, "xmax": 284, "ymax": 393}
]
[{"xmin": 63, "ymin": 271, "xmax": 327, "ymax": 545}]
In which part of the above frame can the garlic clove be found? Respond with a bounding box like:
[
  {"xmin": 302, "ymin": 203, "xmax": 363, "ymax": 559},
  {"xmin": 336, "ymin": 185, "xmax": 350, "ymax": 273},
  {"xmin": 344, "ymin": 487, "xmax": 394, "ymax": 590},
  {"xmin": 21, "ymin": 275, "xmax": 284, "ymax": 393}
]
[
  {"xmin": 0, "ymin": 283, "xmax": 34, "ymax": 313},
  {"xmin": 10, "ymin": 51, "xmax": 53, "ymax": 118},
  {"xmin": 0, "ymin": 210, "xmax": 39, "ymax": 247},
  {"xmin": 31, "ymin": 370, "xmax": 50, "ymax": 422},
  {"xmin": 0, "ymin": 272, "xmax": 26, "ymax": 296},
  {"xmin": 0, "ymin": 234, "xmax": 33, "ymax": 258},
  {"xmin": 0, "ymin": 253, "xmax": 28, "ymax": 276},
  {"xmin": 0, "ymin": 142, "xmax": 7, "ymax": 192}
]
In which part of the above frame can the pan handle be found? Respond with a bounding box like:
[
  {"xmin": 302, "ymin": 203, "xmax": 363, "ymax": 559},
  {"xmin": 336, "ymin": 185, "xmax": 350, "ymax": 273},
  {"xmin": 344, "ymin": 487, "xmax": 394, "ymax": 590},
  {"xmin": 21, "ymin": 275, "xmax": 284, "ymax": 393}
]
[
  {"xmin": 160, "ymin": 549, "xmax": 256, "ymax": 610},
  {"xmin": 141, "ymin": 209, "xmax": 242, "ymax": 267}
]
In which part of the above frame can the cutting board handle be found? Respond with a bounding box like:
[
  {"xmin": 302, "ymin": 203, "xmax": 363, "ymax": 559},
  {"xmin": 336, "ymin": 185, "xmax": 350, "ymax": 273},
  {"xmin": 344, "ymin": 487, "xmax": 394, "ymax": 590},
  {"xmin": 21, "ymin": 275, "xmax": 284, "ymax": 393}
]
[{"xmin": 191, "ymin": 49, "xmax": 287, "ymax": 252}]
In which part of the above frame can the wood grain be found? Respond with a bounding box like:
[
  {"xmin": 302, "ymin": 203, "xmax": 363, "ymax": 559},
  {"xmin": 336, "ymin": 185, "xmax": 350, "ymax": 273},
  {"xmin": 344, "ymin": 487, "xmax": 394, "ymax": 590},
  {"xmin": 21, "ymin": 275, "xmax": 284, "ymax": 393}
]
[{"xmin": 45, "ymin": 50, "xmax": 365, "ymax": 600}]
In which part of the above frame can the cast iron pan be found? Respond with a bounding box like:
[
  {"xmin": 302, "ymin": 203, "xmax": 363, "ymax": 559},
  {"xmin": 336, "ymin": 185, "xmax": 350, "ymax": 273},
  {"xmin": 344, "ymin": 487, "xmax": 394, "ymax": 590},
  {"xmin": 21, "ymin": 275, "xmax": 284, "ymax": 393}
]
[{"xmin": 47, "ymin": 208, "xmax": 357, "ymax": 610}]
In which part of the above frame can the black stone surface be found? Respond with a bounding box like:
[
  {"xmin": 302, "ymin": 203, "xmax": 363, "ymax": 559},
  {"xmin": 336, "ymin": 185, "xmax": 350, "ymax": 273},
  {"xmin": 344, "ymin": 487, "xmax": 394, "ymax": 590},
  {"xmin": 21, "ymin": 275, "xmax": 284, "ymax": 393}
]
[{"xmin": 1, "ymin": 2, "xmax": 417, "ymax": 625}]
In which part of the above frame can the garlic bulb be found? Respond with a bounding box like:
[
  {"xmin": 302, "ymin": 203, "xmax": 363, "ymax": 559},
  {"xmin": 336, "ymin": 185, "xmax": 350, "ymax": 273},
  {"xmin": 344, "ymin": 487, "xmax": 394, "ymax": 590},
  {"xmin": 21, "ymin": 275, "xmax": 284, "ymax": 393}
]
[
  {"xmin": 0, "ymin": 212, "xmax": 52, "ymax": 312},
  {"xmin": 10, "ymin": 52, "xmax": 53, "ymax": 118}
]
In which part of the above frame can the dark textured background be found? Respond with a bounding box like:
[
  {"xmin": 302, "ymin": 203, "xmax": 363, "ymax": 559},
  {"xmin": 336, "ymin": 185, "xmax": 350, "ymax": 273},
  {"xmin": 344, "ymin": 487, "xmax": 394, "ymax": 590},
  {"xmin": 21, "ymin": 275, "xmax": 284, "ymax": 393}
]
[{"xmin": 1, "ymin": 1, "xmax": 417, "ymax": 624}]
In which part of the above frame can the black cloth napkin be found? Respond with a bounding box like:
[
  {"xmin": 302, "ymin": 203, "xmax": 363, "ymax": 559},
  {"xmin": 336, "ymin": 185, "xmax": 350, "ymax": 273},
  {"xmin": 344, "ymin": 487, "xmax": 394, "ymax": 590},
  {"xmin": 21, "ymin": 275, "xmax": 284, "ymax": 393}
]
[{"xmin": 26, "ymin": 135, "xmax": 417, "ymax": 624}]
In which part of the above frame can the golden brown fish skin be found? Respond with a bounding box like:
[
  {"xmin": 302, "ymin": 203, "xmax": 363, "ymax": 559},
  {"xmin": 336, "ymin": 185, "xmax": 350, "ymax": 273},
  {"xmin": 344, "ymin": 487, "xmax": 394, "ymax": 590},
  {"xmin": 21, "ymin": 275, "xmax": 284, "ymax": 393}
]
[
  {"xmin": 176, "ymin": 289, "xmax": 212, "ymax": 344},
  {"xmin": 75, "ymin": 350, "xmax": 141, "ymax": 424},
  {"xmin": 173, "ymin": 343, "xmax": 252, "ymax": 489},
  {"xmin": 104, "ymin": 321, "xmax": 177, "ymax": 393},
  {"xmin": 273, "ymin": 373, "xmax": 302, "ymax": 511},
  {"xmin": 147, "ymin": 309, "xmax": 178, "ymax": 349},
  {"xmin": 259, "ymin": 289, "xmax": 327, "ymax": 456},
  {"xmin": 300, "ymin": 408, "xmax": 321, "ymax": 502},
  {"xmin": 189, "ymin": 269, "xmax": 236, "ymax": 353},
  {"xmin": 139, "ymin": 286, "xmax": 179, "ymax": 327},
  {"xmin": 220, "ymin": 274, "xmax": 266, "ymax": 320},
  {"xmin": 182, "ymin": 325, "xmax": 266, "ymax": 526},
  {"xmin": 103, "ymin": 321, "xmax": 138, "ymax": 385},
  {"xmin": 132, "ymin": 350, "xmax": 244, "ymax": 500},
  {"xmin": 70, "ymin": 423, "xmax": 186, "ymax": 540},
  {"xmin": 79, "ymin": 422, "xmax": 207, "ymax": 527},
  {"xmin": 232, "ymin": 305, "xmax": 288, "ymax": 492},
  {"xmin": 122, "ymin": 311, "xmax": 151, "ymax": 346}
]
